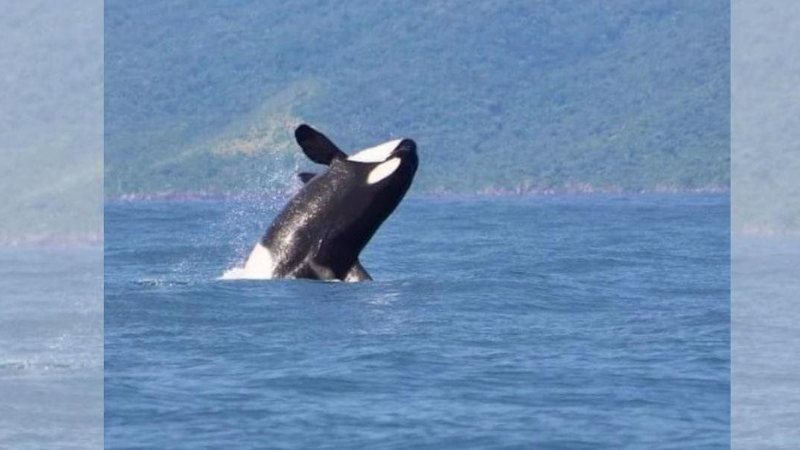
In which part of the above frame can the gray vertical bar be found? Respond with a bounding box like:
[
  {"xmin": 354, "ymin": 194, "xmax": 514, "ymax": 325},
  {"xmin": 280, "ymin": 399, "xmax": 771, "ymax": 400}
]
[
  {"xmin": 0, "ymin": 1, "xmax": 103, "ymax": 449},
  {"xmin": 732, "ymin": 0, "xmax": 800, "ymax": 448}
]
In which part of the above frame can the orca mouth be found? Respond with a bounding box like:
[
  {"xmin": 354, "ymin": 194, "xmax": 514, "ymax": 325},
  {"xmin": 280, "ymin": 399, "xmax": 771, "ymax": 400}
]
[{"xmin": 391, "ymin": 139, "xmax": 417, "ymax": 158}]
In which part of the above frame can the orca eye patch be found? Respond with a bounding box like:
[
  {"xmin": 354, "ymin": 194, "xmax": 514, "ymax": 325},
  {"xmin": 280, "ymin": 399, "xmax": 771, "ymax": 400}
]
[
  {"xmin": 348, "ymin": 139, "xmax": 402, "ymax": 163},
  {"xmin": 367, "ymin": 157, "xmax": 401, "ymax": 184}
]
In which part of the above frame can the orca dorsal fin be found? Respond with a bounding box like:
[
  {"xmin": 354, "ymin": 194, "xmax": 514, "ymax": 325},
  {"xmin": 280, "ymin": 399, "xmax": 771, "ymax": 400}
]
[
  {"xmin": 298, "ymin": 172, "xmax": 316, "ymax": 184},
  {"xmin": 294, "ymin": 124, "xmax": 347, "ymax": 165}
]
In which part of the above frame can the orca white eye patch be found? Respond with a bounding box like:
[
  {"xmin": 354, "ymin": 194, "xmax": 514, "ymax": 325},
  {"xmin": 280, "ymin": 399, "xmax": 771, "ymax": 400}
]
[
  {"xmin": 367, "ymin": 157, "xmax": 401, "ymax": 184},
  {"xmin": 348, "ymin": 139, "xmax": 402, "ymax": 163}
]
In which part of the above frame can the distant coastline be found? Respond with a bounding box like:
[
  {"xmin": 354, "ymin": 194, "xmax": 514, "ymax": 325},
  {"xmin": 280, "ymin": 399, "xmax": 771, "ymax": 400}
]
[{"xmin": 107, "ymin": 184, "xmax": 730, "ymax": 203}]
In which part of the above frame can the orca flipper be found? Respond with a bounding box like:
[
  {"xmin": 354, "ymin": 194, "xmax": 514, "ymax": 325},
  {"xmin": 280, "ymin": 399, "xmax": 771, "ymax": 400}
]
[
  {"xmin": 298, "ymin": 172, "xmax": 317, "ymax": 184},
  {"xmin": 344, "ymin": 260, "xmax": 372, "ymax": 282},
  {"xmin": 295, "ymin": 124, "xmax": 347, "ymax": 165}
]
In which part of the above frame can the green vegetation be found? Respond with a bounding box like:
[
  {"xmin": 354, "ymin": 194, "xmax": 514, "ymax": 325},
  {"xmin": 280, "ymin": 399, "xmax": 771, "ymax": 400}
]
[
  {"xmin": 1, "ymin": 2, "xmax": 102, "ymax": 242},
  {"xmin": 731, "ymin": 1, "xmax": 800, "ymax": 235},
  {"xmin": 105, "ymin": 0, "xmax": 730, "ymax": 197}
]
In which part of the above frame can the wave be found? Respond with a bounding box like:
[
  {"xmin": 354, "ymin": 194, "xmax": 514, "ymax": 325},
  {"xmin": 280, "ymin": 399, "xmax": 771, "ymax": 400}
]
[
  {"xmin": 0, "ymin": 232, "xmax": 103, "ymax": 247},
  {"xmin": 107, "ymin": 183, "xmax": 730, "ymax": 203},
  {"xmin": 0, "ymin": 354, "xmax": 100, "ymax": 375}
]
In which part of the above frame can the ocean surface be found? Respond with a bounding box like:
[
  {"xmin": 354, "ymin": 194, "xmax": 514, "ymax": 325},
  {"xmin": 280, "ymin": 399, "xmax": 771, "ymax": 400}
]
[
  {"xmin": 733, "ymin": 236, "xmax": 800, "ymax": 449},
  {"xmin": 0, "ymin": 246, "xmax": 103, "ymax": 449},
  {"xmin": 105, "ymin": 194, "xmax": 730, "ymax": 449}
]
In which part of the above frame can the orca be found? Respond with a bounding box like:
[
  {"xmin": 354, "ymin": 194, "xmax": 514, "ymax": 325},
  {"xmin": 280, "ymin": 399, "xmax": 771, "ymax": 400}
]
[{"xmin": 229, "ymin": 124, "xmax": 418, "ymax": 282}]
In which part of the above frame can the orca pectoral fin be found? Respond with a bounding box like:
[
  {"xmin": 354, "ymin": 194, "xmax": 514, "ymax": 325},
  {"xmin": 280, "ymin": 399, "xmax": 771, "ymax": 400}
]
[
  {"xmin": 344, "ymin": 260, "xmax": 372, "ymax": 282},
  {"xmin": 294, "ymin": 124, "xmax": 347, "ymax": 165},
  {"xmin": 298, "ymin": 172, "xmax": 316, "ymax": 184}
]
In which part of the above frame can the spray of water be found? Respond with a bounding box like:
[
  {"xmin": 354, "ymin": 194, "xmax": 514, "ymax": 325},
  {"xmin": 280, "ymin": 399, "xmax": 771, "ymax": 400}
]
[{"xmin": 216, "ymin": 151, "xmax": 305, "ymax": 280}]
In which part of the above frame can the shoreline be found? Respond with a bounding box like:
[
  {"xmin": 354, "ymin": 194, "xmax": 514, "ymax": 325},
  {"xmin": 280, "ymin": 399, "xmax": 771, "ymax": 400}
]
[{"xmin": 106, "ymin": 185, "xmax": 730, "ymax": 203}]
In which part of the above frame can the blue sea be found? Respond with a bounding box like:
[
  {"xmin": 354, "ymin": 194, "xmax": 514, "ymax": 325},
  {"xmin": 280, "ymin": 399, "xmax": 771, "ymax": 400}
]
[
  {"xmin": 104, "ymin": 194, "xmax": 730, "ymax": 449},
  {"xmin": 0, "ymin": 246, "xmax": 103, "ymax": 449}
]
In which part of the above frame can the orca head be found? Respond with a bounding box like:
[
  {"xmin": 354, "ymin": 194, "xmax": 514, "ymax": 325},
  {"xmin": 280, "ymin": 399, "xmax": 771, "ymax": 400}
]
[
  {"xmin": 337, "ymin": 138, "xmax": 418, "ymax": 244},
  {"xmin": 294, "ymin": 124, "xmax": 418, "ymax": 197},
  {"xmin": 348, "ymin": 138, "xmax": 418, "ymax": 191}
]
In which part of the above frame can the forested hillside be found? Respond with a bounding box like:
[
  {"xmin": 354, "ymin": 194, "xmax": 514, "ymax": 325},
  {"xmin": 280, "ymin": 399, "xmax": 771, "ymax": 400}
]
[
  {"xmin": 105, "ymin": 0, "xmax": 729, "ymax": 196},
  {"xmin": 1, "ymin": 2, "xmax": 102, "ymax": 241}
]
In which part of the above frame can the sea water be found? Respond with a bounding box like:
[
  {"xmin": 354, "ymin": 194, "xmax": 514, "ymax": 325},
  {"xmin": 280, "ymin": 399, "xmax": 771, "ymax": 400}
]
[
  {"xmin": 104, "ymin": 194, "xmax": 729, "ymax": 449},
  {"xmin": 0, "ymin": 246, "xmax": 103, "ymax": 449}
]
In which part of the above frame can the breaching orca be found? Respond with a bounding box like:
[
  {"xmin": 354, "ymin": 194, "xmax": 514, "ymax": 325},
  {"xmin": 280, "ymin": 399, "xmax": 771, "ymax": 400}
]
[{"xmin": 230, "ymin": 124, "xmax": 418, "ymax": 282}]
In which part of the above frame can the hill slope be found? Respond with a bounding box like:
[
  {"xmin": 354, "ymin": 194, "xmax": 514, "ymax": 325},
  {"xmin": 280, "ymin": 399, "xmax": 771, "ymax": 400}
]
[
  {"xmin": 1, "ymin": 2, "xmax": 102, "ymax": 242},
  {"xmin": 105, "ymin": 0, "xmax": 729, "ymax": 196}
]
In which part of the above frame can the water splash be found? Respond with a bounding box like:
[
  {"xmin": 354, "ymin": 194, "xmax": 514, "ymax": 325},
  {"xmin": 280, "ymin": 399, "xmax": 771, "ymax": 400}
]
[{"xmin": 214, "ymin": 152, "xmax": 305, "ymax": 279}]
